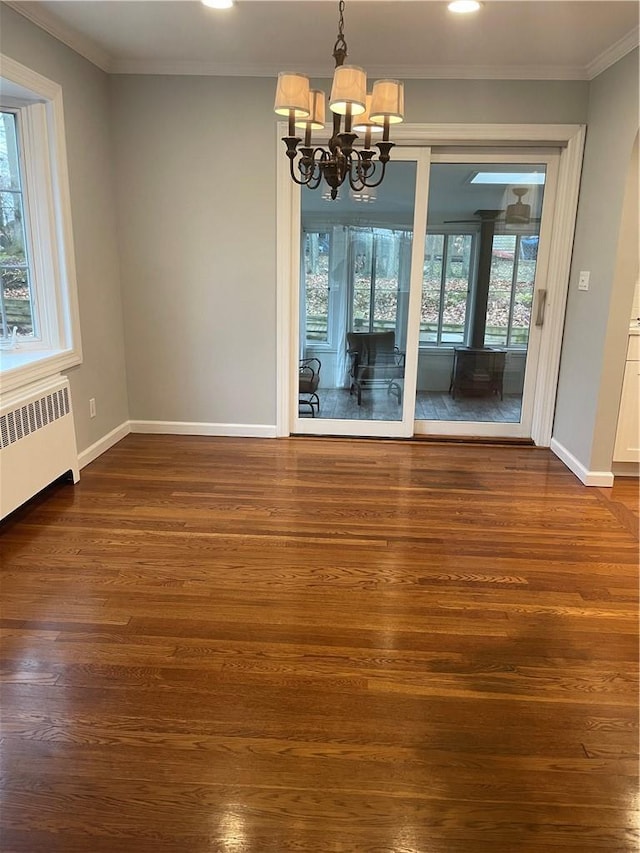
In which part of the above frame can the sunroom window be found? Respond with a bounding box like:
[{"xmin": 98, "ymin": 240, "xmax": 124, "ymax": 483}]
[
  {"xmin": 303, "ymin": 231, "xmax": 330, "ymax": 343},
  {"xmin": 486, "ymin": 234, "xmax": 538, "ymax": 347},
  {"xmin": 421, "ymin": 233, "xmax": 473, "ymax": 345}
]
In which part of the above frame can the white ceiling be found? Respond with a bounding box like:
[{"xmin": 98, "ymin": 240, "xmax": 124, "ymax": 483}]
[{"xmin": 4, "ymin": 0, "xmax": 639, "ymax": 79}]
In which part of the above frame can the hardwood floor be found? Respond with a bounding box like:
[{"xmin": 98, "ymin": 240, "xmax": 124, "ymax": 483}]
[{"xmin": 1, "ymin": 435, "xmax": 638, "ymax": 852}]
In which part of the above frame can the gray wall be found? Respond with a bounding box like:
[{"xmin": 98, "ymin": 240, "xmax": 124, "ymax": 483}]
[
  {"xmin": 0, "ymin": 4, "xmax": 129, "ymax": 453},
  {"xmin": 553, "ymin": 49, "xmax": 639, "ymax": 471},
  {"xmin": 112, "ymin": 74, "xmax": 589, "ymax": 426},
  {"xmin": 403, "ymin": 78, "xmax": 589, "ymax": 125},
  {"xmin": 110, "ymin": 75, "xmax": 277, "ymax": 425}
]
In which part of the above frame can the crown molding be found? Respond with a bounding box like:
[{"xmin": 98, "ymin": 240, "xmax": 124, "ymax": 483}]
[
  {"xmin": 4, "ymin": 0, "xmax": 633, "ymax": 83},
  {"xmin": 111, "ymin": 58, "xmax": 589, "ymax": 81},
  {"xmin": 586, "ymin": 25, "xmax": 639, "ymax": 80},
  {"xmin": 2, "ymin": 1, "xmax": 113, "ymax": 72}
]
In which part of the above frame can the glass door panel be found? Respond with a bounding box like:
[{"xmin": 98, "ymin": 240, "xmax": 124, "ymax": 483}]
[
  {"xmin": 295, "ymin": 152, "xmax": 427, "ymax": 437},
  {"xmin": 414, "ymin": 158, "xmax": 555, "ymax": 436}
]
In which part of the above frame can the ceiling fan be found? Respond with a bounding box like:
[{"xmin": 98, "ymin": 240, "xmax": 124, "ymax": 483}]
[{"xmin": 444, "ymin": 187, "xmax": 541, "ymax": 226}]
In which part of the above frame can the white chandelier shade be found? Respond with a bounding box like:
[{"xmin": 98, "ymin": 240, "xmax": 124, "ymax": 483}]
[
  {"xmin": 295, "ymin": 89, "xmax": 326, "ymax": 131},
  {"xmin": 352, "ymin": 95, "xmax": 384, "ymax": 134},
  {"xmin": 370, "ymin": 80, "xmax": 405, "ymax": 125},
  {"xmin": 274, "ymin": 73, "xmax": 311, "ymax": 118},
  {"xmin": 329, "ymin": 65, "xmax": 367, "ymax": 116}
]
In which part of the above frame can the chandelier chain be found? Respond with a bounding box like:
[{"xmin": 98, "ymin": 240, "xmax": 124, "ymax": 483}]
[{"xmin": 333, "ymin": 0, "xmax": 348, "ymax": 67}]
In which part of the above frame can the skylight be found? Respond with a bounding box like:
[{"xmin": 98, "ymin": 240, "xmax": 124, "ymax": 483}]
[{"xmin": 470, "ymin": 172, "xmax": 546, "ymax": 185}]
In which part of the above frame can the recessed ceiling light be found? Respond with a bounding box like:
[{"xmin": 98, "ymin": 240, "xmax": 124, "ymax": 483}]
[
  {"xmin": 448, "ymin": 1, "xmax": 482, "ymax": 13},
  {"xmin": 201, "ymin": 0, "xmax": 234, "ymax": 9}
]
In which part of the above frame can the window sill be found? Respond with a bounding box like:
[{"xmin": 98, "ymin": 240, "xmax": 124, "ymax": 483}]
[
  {"xmin": 418, "ymin": 344, "xmax": 528, "ymax": 353},
  {"xmin": 0, "ymin": 347, "xmax": 82, "ymax": 395},
  {"xmin": 304, "ymin": 341, "xmax": 333, "ymax": 351}
]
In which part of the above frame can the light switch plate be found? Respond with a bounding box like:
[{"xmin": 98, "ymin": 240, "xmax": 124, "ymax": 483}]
[{"xmin": 578, "ymin": 271, "xmax": 590, "ymax": 291}]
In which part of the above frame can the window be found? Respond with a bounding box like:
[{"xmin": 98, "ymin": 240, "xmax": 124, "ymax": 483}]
[
  {"xmin": 0, "ymin": 56, "xmax": 81, "ymax": 393},
  {"xmin": 420, "ymin": 231, "xmax": 537, "ymax": 349},
  {"xmin": 1, "ymin": 111, "xmax": 35, "ymax": 342},
  {"xmin": 351, "ymin": 228, "xmax": 410, "ymax": 335},
  {"xmin": 303, "ymin": 224, "xmax": 537, "ymax": 352},
  {"xmin": 303, "ymin": 231, "xmax": 330, "ymax": 342},
  {"xmin": 421, "ymin": 233, "xmax": 473, "ymax": 345},
  {"xmin": 302, "ymin": 226, "xmax": 411, "ymax": 346},
  {"xmin": 486, "ymin": 234, "xmax": 537, "ymax": 347}
]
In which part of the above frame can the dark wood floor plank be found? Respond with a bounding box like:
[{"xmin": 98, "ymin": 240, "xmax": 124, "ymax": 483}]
[{"xmin": 0, "ymin": 435, "xmax": 638, "ymax": 851}]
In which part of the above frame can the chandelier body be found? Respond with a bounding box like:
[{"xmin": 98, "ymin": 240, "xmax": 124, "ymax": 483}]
[{"xmin": 274, "ymin": 1, "xmax": 404, "ymax": 200}]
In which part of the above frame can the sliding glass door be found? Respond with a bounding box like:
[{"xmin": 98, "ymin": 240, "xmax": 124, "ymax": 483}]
[
  {"xmin": 291, "ymin": 147, "xmax": 559, "ymax": 440},
  {"xmin": 293, "ymin": 148, "xmax": 429, "ymax": 437},
  {"xmin": 414, "ymin": 152, "xmax": 559, "ymax": 438}
]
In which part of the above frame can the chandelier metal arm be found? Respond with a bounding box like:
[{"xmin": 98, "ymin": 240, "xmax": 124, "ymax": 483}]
[
  {"xmin": 288, "ymin": 154, "xmax": 320, "ymax": 188},
  {"xmin": 348, "ymin": 159, "xmax": 386, "ymax": 191}
]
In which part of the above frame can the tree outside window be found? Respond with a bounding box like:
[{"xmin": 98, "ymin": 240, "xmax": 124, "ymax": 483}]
[{"xmin": 0, "ymin": 111, "xmax": 34, "ymax": 341}]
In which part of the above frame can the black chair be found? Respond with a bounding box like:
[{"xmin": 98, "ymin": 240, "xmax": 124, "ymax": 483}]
[
  {"xmin": 299, "ymin": 357, "xmax": 321, "ymax": 416},
  {"xmin": 346, "ymin": 331, "xmax": 405, "ymax": 406}
]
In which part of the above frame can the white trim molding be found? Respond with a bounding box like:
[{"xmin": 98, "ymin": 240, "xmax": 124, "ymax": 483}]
[
  {"xmin": 3, "ymin": 1, "xmax": 113, "ymax": 72},
  {"xmin": 276, "ymin": 121, "xmax": 296, "ymax": 438},
  {"xmin": 129, "ymin": 421, "xmax": 277, "ymax": 439},
  {"xmin": 78, "ymin": 420, "xmax": 131, "ymax": 469},
  {"xmin": 530, "ymin": 125, "xmax": 586, "ymax": 447},
  {"xmin": 550, "ymin": 438, "xmax": 614, "ymax": 487},
  {"xmin": 110, "ymin": 59, "xmax": 591, "ymax": 80},
  {"xmin": 587, "ymin": 26, "xmax": 640, "ymax": 80},
  {"xmin": 79, "ymin": 420, "xmax": 280, "ymax": 470},
  {"xmin": 390, "ymin": 123, "xmax": 586, "ymax": 147}
]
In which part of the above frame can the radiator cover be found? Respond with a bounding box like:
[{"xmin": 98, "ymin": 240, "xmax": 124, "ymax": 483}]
[{"xmin": 0, "ymin": 374, "xmax": 79, "ymax": 520}]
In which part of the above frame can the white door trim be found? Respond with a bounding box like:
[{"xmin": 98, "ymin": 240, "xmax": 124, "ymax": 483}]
[
  {"xmin": 276, "ymin": 123, "xmax": 586, "ymax": 443},
  {"xmin": 530, "ymin": 126, "xmax": 586, "ymax": 445}
]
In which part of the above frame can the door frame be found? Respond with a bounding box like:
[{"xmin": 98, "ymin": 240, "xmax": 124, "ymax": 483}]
[{"xmin": 276, "ymin": 123, "xmax": 586, "ymax": 445}]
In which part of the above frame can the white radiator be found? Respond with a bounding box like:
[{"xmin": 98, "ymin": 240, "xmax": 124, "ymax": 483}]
[{"xmin": 0, "ymin": 374, "xmax": 79, "ymax": 520}]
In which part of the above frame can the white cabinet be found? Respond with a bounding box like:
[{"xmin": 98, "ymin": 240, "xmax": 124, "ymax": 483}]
[{"xmin": 614, "ymin": 334, "xmax": 640, "ymax": 462}]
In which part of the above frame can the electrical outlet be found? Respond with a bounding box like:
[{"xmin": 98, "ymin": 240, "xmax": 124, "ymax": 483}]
[
  {"xmin": 578, "ymin": 271, "xmax": 590, "ymax": 291},
  {"xmin": 89, "ymin": 398, "xmax": 96, "ymax": 418}
]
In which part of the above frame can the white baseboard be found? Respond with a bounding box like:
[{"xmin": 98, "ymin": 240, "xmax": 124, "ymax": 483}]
[
  {"xmin": 129, "ymin": 420, "xmax": 278, "ymax": 438},
  {"xmin": 612, "ymin": 461, "xmax": 640, "ymax": 478},
  {"xmin": 78, "ymin": 420, "xmax": 131, "ymax": 469},
  {"xmin": 550, "ymin": 438, "xmax": 614, "ymax": 487},
  {"xmin": 77, "ymin": 419, "xmax": 278, "ymax": 469}
]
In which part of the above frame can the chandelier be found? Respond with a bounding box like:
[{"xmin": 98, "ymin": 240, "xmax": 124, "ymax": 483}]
[{"xmin": 274, "ymin": 0, "xmax": 405, "ymax": 200}]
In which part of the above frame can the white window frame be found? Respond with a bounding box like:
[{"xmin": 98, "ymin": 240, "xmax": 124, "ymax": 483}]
[
  {"xmin": 0, "ymin": 55, "xmax": 82, "ymax": 394},
  {"xmin": 421, "ymin": 229, "xmax": 478, "ymax": 349},
  {"xmin": 301, "ymin": 227, "xmax": 333, "ymax": 349}
]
